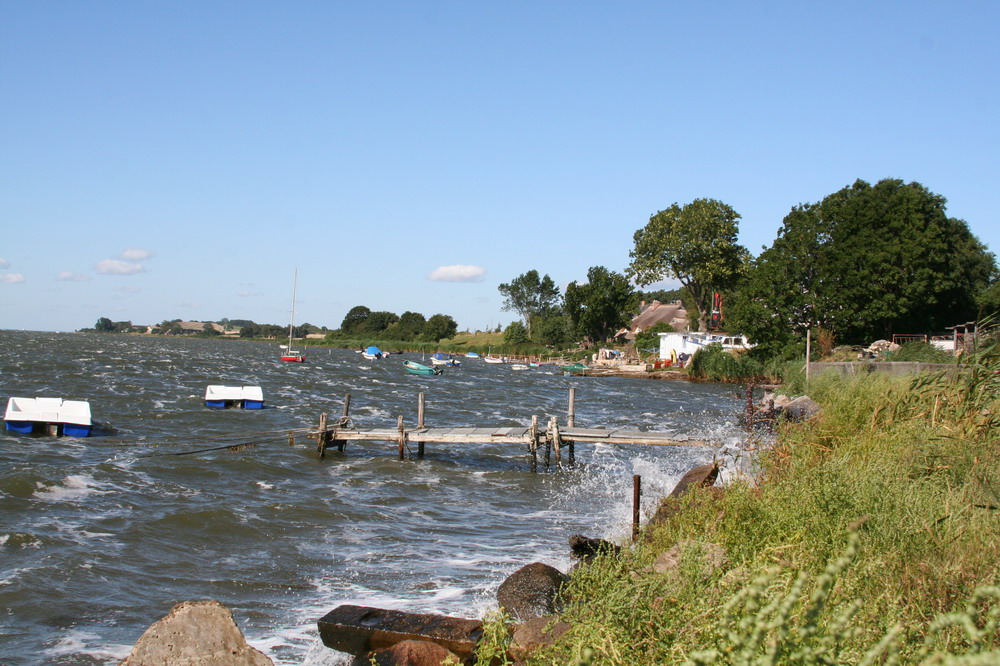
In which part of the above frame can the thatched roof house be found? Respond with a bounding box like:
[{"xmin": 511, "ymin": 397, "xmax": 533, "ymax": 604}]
[{"xmin": 617, "ymin": 300, "xmax": 689, "ymax": 341}]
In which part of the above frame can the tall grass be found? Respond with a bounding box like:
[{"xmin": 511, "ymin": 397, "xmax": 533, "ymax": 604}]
[{"xmin": 519, "ymin": 335, "xmax": 1000, "ymax": 664}]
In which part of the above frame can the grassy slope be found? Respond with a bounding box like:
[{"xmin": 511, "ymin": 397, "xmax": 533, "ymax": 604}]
[{"xmin": 507, "ymin": 344, "xmax": 1000, "ymax": 664}]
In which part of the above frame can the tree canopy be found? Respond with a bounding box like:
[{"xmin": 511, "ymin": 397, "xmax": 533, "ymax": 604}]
[
  {"xmin": 497, "ymin": 270, "xmax": 560, "ymax": 339},
  {"xmin": 423, "ymin": 314, "xmax": 458, "ymax": 342},
  {"xmin": 628, "ymin": 198, "xmax": 749, "ymax": 331},
  {"xmin": 730, "ymin": 178, "xmax": 997, "ymax": 351},
  {"xmin": 564, "ymin": 266, "xmax": 639, "ymax": 342},
  {"xmin": 339, "ymin": 306, "xmax": 371, "ymax": 335}
]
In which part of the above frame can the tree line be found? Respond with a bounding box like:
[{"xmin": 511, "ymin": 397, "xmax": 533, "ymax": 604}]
[
  {"xmin": 326, "ymin": 306, "xmax": 459, "ymax": 343},
  {"xmin": 495, "ymin": 177, "xmax": 998, "ymax": 359}
]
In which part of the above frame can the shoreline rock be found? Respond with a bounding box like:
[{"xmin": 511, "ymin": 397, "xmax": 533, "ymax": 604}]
[{"xmin": 119, "ymin": 600, "xmax": 272, "ymax": 666}]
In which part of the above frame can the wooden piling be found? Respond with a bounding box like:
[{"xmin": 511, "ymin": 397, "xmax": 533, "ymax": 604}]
[
  {"xmin": 567, "ymin": 388, "xmax": 576, "ymax": 462},
  {"xmin": 417, "ymin": 392, "xmax": 426, "ymax": 457},
  {"xmin": 318, "ymin": 412, "xmax": 329, "ymax": 458},
  {"xmin": 336, "ymin": 393, "xmax": 352, "ymax": 452},
  {"xmin": 397, "ymin": 415, "xmax": 406, "ymax": 460},
  {"xmin": 632, "ymin": 474, "xmax": 641, "ymax": 541},
  {"xmin": 550, "ymin": 416, "xmax": 561, "ymax": 461},
  {"xmin": 530, "ymin": 414, "xmax": 539, "ymax": 472}
]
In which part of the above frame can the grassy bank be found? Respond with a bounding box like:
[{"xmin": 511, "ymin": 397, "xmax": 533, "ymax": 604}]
[{"xmin": 493, "ymin": 340, "xmax": 1000, "ymax": 664}]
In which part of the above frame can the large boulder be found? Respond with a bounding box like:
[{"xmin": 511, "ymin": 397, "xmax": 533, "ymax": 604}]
[
  {"xmin": 568, "ymin": 534, "xmax": 621, "ymax": 562},
  {"xmin": 497, "ymin": 563, "xmax": 569, "ymax": 622},
  {"xmin": 648, "ymin": 464, "xmax": 721, "ymax": 526},
  {"xmin": 508, "ymin": 616, "xmax": 571, "ymax": 663},
  {"xmin": 119, "ymin": 600, "xmax": 272, "ymax": 665},
  {"xmin": 781, "ymin": 396, "xmax": 821, "ymax": 421}
]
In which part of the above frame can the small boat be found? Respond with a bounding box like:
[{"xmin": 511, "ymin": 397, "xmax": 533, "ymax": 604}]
[
  {"xmin": 483, "ymin": 355, "xmax": 505, "ymax": 364},
  {"xmin": 430, "ymin": 353, "xmax": 460, "ymax": 366},
  {"xmin": 4, "ymin": 397, "xmax": 93, "ymax": 437},
  {"xmin": 204, "ymin": 385, "xmax": 264, "ymax": 409},
  {"xmin": 281, "ymin": 269, "xmax": 306, "ymax": 362},
  {"xmin": 362, "ymin": 345, "xmax": 383, "ymax": 361},
  {"xmin": 403, "ymin": 360, "xmax": 442, "ymax": 376},
  {"xmin": 561, "ymin": 362, "xmax": 591, "ymax": 373},
  {"xmin": 465, "ymin": 352, "xmax": 481, "ymax": 359},
  {"xmin": 510, "ymin": 363, "xmax": 529, "ymax": 371}
]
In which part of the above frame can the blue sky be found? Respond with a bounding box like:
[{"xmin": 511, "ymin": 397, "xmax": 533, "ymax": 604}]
[{"xmin": 2, "ymin": 2, "xmax": 997, "ymax": 333}]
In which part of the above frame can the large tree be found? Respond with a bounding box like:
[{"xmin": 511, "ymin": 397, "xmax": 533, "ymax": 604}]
[
  {"xmin": 497, "ymin": 270, "xmax": 560, "ymax": 339},
  {"xmin": 339, "ymin": 306, "xmax": 371, "ymax": 335},
  {"xmin": 387, "ymin": 311, "xmax": 427, "ymax": 341},
  {"xmin": 564, "ymin": 266, "xmax": 639, "ymax": 342},
  {"xmin": 362, "ymin": 311, "xmax": 400, "ymax": 334},
  {"xmin": 731, "ymin": 178, "xmax": 997, "ymax": 350},
  {"xmin": 628, "ymin": 198, "xmax": 749, "ymax": 331},
  {"xmin": 423, "ymin": 314, "xmax": 458, "ymax": 342}
]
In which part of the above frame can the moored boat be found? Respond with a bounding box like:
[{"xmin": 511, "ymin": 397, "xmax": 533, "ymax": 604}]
[
  {"xmin": 4, "ymin": 397, "xmax": 93, "ymax": 437},
  {"xmin": 362, "ymin": 345, "xmax": 383, "ymax": 361},
  {"xmin": 510, "ymin": 363, "xmax": 529, "ymax": 371},
  {"xmin": 430, "ymin": 353, "xmax": 460, "ymax": 366},
  {"xmin": 204, "ymin": 385, "xmax": 264, "ymax": 409},
  {"xmin": 560, "ymin": 362, "xmax": 591, "ymax": 373},
  {"xmin": 403, "ymin": 360, "xmax": 442, "ymax": 376}
]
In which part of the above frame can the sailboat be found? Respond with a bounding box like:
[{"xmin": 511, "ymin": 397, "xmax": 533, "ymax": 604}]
[{"xmin": 280, "ymin": 269, "xmax": 306, "ymax": 362}]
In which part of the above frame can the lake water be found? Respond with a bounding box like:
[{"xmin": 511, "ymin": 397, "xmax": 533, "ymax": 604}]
[{"xmin": 0, "ymin": 331, "xmax": 746, "ymax": 664}]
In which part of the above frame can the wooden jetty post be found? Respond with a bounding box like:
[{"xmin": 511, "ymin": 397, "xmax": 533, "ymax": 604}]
[
  {"xmin": 317, "ymin": 412, "xmax": 329, "ymax": 458},
  {"xmin": 549, "ymin": 416, "xmax": 561, "ymax": 461},
  {"xmin": 397, "ymin": 415, "xmax": 406, "ymax": 460},
  {"xmin": 632, "ymin": 474, "xmax": 641, "ymax": 541},
  {"xmin": 567, "ymin": 388, "xmax": 576, "ymax": 462},
  {"xmin": 529, "ymin": 414, "xmax": 539, "ymax": 472},
  {"xmin": 335, "ymin": 393, "xmax": 352, "ymax": 453},
  {"xmin": 416, "ymin": 392, "xmax": 426, "ymax": 457}
]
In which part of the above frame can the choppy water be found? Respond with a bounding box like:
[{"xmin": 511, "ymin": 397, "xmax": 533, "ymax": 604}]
[{"xmin": 0, "ymin": 331, "xmax": 746, "ymax": 664}]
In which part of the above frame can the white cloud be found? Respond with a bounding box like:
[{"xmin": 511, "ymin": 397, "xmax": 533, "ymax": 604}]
[
  {"xmin": 427, "ymin": 264, "xmax": 487, "ymax": 283},
  {"xmin": 97, "ymin": 259, "xmax": 145, "ymax": 275},
  {"xmin": 57, "ymin": 271, "xmax": 90, "ymax": 282},
  {"xmin": 0, "ymin": 258, "xmax": 10, "ymax": 269},
  {"xmin": 121, "ymin": 248, "xmax": 154, "ymax": 261},
  {"xmin": 238, "ymin": 290, "xmax": 262, "ymax": 297},
  {"xmin": 114, "ymin": 285, "xmax": 141, "ymax": 294},
  {"xmin": 1, "ymin": 273, "xmax": 25, "ymax": 284}
]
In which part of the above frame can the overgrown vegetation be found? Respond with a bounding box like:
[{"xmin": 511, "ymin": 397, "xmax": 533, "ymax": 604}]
[{"xmin": 515, "ymin": 337, "xmax": 1000, "ymax": 664}]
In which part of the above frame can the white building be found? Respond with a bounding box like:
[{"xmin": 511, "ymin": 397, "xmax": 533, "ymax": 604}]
[{"xmin": 658, "ymin": 331, "xmax": 753, "ymax": 362}]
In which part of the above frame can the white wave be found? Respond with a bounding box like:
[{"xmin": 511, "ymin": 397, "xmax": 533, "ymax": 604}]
[
  {"xmin": 34, "ymin": 474, "xmax": 114, "ymax": 501},
  {"xmin": 40, "ymin": 629, "xmax": 132, "ymax": 663}
]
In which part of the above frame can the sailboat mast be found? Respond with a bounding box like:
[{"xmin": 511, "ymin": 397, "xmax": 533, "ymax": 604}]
[{"xmin": 288, "ymin": 268, "xmax": 297, "ymax": 347}]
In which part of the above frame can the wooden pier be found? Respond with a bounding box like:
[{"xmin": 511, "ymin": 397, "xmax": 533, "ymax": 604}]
[{"xmin": 311, "ymin": 389, "xmax": 717, "ymax": 467}]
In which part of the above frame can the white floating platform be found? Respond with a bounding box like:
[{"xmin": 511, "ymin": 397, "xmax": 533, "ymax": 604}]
[
  {"xmin": 4, "ymin": 397, "xmax": 93, "ymax": 437},
  {"xmin": 204, "ymin": 385, "xmax": 265, "ymax": 409}
]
